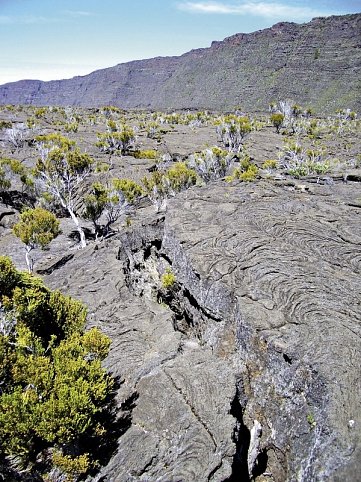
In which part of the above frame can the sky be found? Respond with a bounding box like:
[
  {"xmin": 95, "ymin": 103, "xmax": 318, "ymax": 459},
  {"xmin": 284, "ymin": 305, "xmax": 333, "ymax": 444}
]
[{"xmin": 0, "ymin": 0, "xmax": 359, "ymax": 84}]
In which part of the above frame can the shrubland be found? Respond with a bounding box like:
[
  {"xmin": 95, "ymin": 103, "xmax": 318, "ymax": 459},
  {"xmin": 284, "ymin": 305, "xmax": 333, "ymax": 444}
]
[{"xmin": 0, "ymin": 101, "xmax": 359, "ymax": 265}]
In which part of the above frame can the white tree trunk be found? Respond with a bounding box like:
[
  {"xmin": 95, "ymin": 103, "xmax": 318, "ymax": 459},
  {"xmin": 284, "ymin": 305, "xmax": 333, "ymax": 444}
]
[
  {"xmin": 25, "ymin": 247, "xmax": 33, "ymax": 273},
  {"xmin": 68, "ymin": 207, "xmax": 86, "ymax": 248}
]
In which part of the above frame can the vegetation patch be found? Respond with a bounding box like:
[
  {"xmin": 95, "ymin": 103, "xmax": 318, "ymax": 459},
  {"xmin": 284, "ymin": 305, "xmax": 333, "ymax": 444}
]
[
  {"xmin": 132, "ymin": 149, "xmax": 158, "ymax": 159},
  {"xmin": 0, "ymin": 257, "xmax": 115, "ymax": 480}
]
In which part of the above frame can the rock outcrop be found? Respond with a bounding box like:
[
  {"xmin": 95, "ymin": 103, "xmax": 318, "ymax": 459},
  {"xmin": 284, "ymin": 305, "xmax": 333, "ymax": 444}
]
[{"xmin": 0, "ymin": 14, "xmax": 360, "ymax": 112}]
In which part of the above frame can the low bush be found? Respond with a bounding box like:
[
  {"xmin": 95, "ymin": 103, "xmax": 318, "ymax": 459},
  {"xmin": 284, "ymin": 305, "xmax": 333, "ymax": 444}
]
[
  {"xmin": 0, "ymin": 257, "xmax": 113, "ymax": 480},
  {"xmin": 188, "ymin": 147, "xmax": 232, "ymax": 182},
  {"xmin": 161, "ymin": 268, "xmax": 176, "ymax": 289},
  {"xmin": 132, "ymin": 149, "xmax": 158, "ymax": 159}
]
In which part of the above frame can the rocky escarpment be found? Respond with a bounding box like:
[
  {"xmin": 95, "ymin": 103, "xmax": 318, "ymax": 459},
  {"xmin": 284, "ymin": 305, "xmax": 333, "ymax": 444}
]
[
  {"xmin": 0, "ymin": 13, "xmax": 360, "ymax": 112},
  {"xmin": 12, "ymin": 174, "xmax": 357, "ymax": 481}
]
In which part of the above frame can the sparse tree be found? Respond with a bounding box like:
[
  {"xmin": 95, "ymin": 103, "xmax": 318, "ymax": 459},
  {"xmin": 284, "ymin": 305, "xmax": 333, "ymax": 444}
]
[
  {"xmin": 268, "ymin": 102, "xmax": 277, "ymax": 113},
  {"xmin": 0, "ymin": 163, "xmax": 11, "ymax": 191},
  {"xmin": 279, "ymin": 100, "xmax": 292, "ymax": 119},
  {"xmin": 142, "ymin": 170, "xmax": 170, "ymax": 213},
  {"xmin": 83, "ymin": 182, "xmax": 109, "ymax": 236},
  {"xmin": 292, "ymin": 104, "xmax": 303, "ymax": 118},
  {"xmin": 0, "ymin": 158, "xmax": 33, "ymax": 193},
  {"xmin": 278, "ymin": 141, "xmax": 330, "ymax": 177},
  {"xmin": 216, "ymin": 115, "xmax": 252, "ymax": 153},
  {"xmin": 13, "ymin": 207, "xmax": 60, "ymax": 273},
  {"xmin": 270, "ymin": 113, "xmax": 285, "ymax": 133},
  {"xmin": 142, "ymin": 162, "xmax": 197, "ymax": 212},
  {"xmin": 146, "ymin": 121, "xmax": 161, "ymax": 139},
  {"xmin": 96, "ymin": 122, "xmax": 136, "ymax": 163},
  {"xmin": 275, "ymin": 100, "xmax": 297, "ymax": 133},
  {"xmin": 83, "ymin": 179, "xmax": 143, "ymax": 236},
  {"xmin": 5, "ymin": 123, "xmax": 28, "ymax": 152},
  {"xmin": 34, "ymin": 134, "xmax": 93, "ymax": 248}
]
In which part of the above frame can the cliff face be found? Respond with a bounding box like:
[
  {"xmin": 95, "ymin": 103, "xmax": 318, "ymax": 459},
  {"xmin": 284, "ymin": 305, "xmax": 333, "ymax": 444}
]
[{"xmin": 0, "ymin": 13, "xmax": 360, "ymax": 112}]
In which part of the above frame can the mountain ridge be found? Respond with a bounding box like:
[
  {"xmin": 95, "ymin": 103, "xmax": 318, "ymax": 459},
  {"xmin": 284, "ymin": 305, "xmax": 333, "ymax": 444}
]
[{"xmin": 0, "ymin": 13, "xmax": 360, "ymax": 112}]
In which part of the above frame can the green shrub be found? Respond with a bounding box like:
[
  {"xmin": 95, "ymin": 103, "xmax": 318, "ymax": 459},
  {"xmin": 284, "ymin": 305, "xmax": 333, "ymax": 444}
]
[
  {"xmin": 3, "ymin": 270, "xmax": 86, "ymax": 341},
  {"xmin": 64, "ymin": 121, "xmax": 79, "ymax": 133},
  {"xmin": 34, "ymin": 107, "xmax": 47, "ymax": 118},
  {"xmin": 307, "ymin": 119, "xmax": 320, "ymax": 138},
  {"xmin": 26, "ymin": 117, "xmax": 37, "ymax": 129},
  {"xmin": 307, "ymin": 413, "xmax": 316, "ymax": 428},
  {"xmin": 0, "ymin": 120, "xmax": 12, "ymax": 129},
  {"xmin": 112, "ymin": 178, "xmax": 143, "ymax": 203},
  {"xmin": 13, "ymin": 208, "xmax": 60, "ymax": 249},
  {"xmin": 227, "ymin": 162, "xmax": 258, "ymax": 182},
  {"xmin": 238, "ymin": 164, "xmax": 258, "ymax": 181},
  {"xmin": 161, "ymin": 268, "xmax": 176, "ymax": 289},
  {"xmin": 52, "ymin": 451, "xmax": 91, "ymax": 481},
  {"xmin": 0, "ymin": 158, "xmax": 33, "ymax": 192},
  {"xmin": 142, "ymin": 170, "xmax": 169, "ymax": 211},
  {"xmin": 0, "ymin": 257, "xmax": 112, "ymax": 478},
  {"xmin": 262, "ymin": 159, "xmax": 278, "ymax": 170},
  {"xmin": 133, "ymin": 149, "xmax": 158, "ymax": 159},
  {"xmin": 270, "ymin": 113, "xmax": 284, "ymax": 133},
  {"xmin": 13, "ymin": 207, "xmax": 60, "ymax": 273},
  {"xmin": 101, "ymin": 105, "xmax": 123, "ymax": 117},
  {"xmin": 0, "ymin": 256, "xmax": 20, "ymax": 295},
  {"xmin": 0, "ymin": 165, "xmax": 11, "ymax": 190},
  {"xmin": 35, "ymin": 133, "xmax": 75, "ymax": 151},
  {"xmin": 166, "ymin": 162, "xmax": 197, "ymax": 192}
]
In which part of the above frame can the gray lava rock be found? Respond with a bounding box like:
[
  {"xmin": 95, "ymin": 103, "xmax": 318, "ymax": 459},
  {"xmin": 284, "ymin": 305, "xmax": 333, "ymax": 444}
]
[{"xmin": 3, "ymin": 175, "xmax": 360, "ymax": 481}]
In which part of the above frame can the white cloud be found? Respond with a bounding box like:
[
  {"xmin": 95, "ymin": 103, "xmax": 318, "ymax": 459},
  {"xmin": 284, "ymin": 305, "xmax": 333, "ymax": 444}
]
[
  {"xmin": 22, "ymin": 15, "xmax": 55, "ymax": 24},
  {"xmin": 62, "ymin": 10, "xmax": 94, "ymax": 18},
  {"xmin": 0, "ymin": 10, "xmax": 93, "ymax": 26},
  {"xmin": 0, "ymin": 15, "xmax": 58, "ymax": 24},
  {"xmin": 177, "ymin": 1, "xmax": 336, "ymax": 20}
]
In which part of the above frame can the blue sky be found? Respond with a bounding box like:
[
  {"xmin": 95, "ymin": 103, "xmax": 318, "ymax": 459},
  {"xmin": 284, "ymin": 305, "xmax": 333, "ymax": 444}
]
[{"xmin": 0, "ymin": 0, "xmax": 359, "ymax": 84}]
